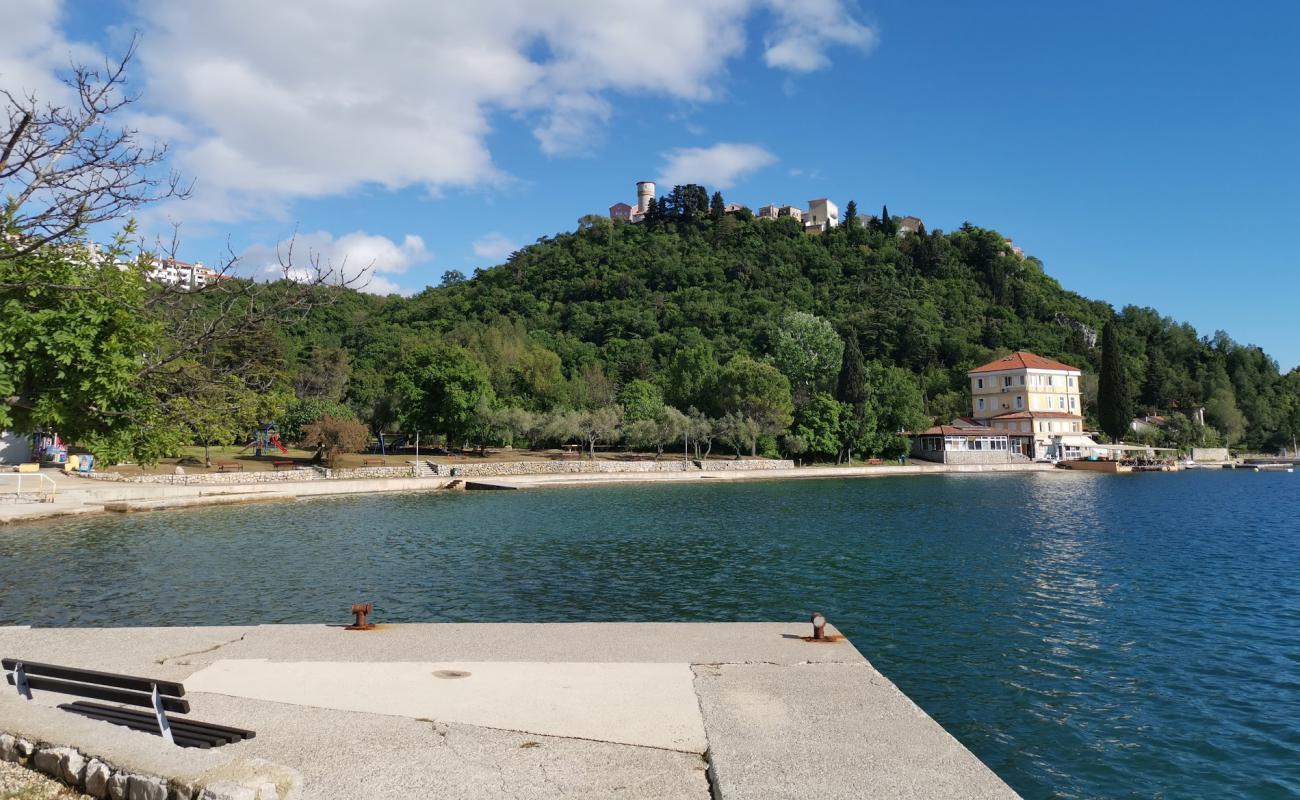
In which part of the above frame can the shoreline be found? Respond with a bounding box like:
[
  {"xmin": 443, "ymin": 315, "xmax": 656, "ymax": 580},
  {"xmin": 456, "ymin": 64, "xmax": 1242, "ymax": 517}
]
[{"xmin": 0, "ymin": 461, "xmax": 1059, "ymax": 527}]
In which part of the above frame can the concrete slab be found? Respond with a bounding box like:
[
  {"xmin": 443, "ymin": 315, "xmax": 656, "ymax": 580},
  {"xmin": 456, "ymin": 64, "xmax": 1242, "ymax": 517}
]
[
  {"xmin": 186, "ymin": 659, "xmax": 707, "ymax": 752},
  {"xmin": 0, "ymin": 624, "xmax": 1019, "ymax": 799},
  {"xmin": 695, "ymin": 662, "xmax": 1018, "ymax": 800}
]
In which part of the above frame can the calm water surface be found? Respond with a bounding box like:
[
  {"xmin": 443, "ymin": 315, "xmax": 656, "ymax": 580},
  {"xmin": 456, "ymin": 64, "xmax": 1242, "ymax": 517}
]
[{"xmin": 2, "ymin": 470, "xmax": 1298, "ymax": 799}]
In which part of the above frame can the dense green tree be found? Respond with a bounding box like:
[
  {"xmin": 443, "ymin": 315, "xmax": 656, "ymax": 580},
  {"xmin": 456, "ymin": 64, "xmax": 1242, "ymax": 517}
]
[
  {"xmin": 1098, "ymin": 321, "xmax": 1132, "ymax": 441},
  {"xmin": 843, "ymin": 200, "xmax": 858, "ymax": 228},
  {"xmin": 618, "ymin": 379, "xmax": 665, "ymax": 422},
  {"xmin": 393, "ymin": 343, "xmax": 495, "ymax": 446},
  {"xmin": 710, "ymin": 191, "xmax": 725, "ymax": 221},
  {"xmin": 280, "ymin": 396, "xmax": 358, "ymax": 444},
  {"xmin": 716, "ymin": 356, "xmax": 794, "ymax": 432},
  {"xmin": 791, "ymin": 392, "xmax": 843, "ymax": 460},
  {"xmin": 861, "ymin": 362, "xmax": 930, "ymax": 458},
  {"xmin": 773, "ymin": 311, "xmax": 844, "ymax": 400}
]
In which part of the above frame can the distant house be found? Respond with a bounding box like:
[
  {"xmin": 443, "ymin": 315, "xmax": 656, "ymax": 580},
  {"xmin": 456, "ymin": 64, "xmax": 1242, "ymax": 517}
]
[
  {"xmin": 896, "ymin": 216, "xmax": 924, "ymax": 235},
  {"xmin": 804, "ymin": 198, "xmax": 839, "ymax": 232},
  {"xmin": 1004, "ymin": 238, "xmax": 1024, "ymax": 257},
  {"xmin": 723, "ymin": 203, "xmax": 748, "ymax": 214},
  {"xmin": 609, "ymin": 202, "xmax": 634, "ymax": 222},
  {"xmin": 758, "ymin": 204, "xmax": 803, "ymax": 222},
  {"xmin": 1130, "ymin": 415, "xmax": 1169, "ymax": 434}
]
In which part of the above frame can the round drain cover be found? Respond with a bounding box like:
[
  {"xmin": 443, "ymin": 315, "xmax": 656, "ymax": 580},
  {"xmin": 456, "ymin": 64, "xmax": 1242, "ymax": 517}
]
[{"xmin": 433, "ymin": 670, "xmax": 471, "ymax": 679}]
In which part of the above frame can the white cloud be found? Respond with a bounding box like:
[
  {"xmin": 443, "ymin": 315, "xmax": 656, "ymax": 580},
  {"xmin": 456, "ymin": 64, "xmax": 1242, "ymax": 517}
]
[
  {"xmin": 3, "ymin": 1, "xmax": 876, "ymax": 225},
  {"xmin": 240, "ymin": 230, "xmax": 431, "ymax": 296},
  {"xmin": 762, "ymin": 0, "xmax": 877, "ymax": 72},
  {"xmin": 0, "ymin": 0, "xmax": 99, "ymax": 104},
  {"xmin": 472, "ymin": 232, "xmax": 519, "ymax": 262},
  {"xmin": 657, "ymin": 142, "xmax": 777, "ymax": 189}
]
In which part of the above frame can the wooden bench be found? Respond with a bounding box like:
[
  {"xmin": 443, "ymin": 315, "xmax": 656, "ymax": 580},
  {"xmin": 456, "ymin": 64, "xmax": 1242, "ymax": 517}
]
[
  {"xmin": 4, "ymin": 658, "xmax": 254, "ymax": 749},
  {"xmin": 216, "ymin": 461, "xmax": 243, "ymax": 472},
  {"xmin": 362, "ymin": 457, "xmax": 385, "ymax": 466},
  {"xmin": 271, "ymin": 460, "xmax": 296, "ymax": 470}
]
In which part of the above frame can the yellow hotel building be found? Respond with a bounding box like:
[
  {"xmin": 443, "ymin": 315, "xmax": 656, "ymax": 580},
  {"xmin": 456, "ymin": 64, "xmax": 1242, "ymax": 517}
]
[{"xmin": 968, "ymin": 351, "xmax": 1087, "ymax": 458}]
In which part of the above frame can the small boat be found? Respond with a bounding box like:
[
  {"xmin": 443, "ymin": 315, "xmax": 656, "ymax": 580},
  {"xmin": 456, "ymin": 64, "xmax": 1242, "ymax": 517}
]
[{"xmin": 1252, "ymin": 464, "xmax": 1294, "ymax": 473}]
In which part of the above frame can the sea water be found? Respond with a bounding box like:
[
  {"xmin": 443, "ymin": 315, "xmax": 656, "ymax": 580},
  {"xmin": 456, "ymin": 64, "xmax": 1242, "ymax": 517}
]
[{"xmin": 1, "ymin": 470, "xmax": 1297, "ymax": 798}]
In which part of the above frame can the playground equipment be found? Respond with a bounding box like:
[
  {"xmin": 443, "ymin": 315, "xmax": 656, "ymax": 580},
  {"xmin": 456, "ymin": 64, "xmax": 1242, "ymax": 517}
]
[
  {"xmin": 240, "ymin": 423, "xmax": 289, "ymax": 457},
  {"xmin": 371, "ymin": 433, "xmax": 408, "ymax": 455}
]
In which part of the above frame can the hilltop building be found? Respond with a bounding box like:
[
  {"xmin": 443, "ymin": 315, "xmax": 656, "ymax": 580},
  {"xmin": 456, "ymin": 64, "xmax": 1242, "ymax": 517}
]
[
  {"xmin": 147, "ymin": 258, "xmax": 222, "ymax": 290},
  {"xmin": 757, "ymin": 204, "xmax": 802, "ymax": 222},
  {"xmin": 609, "ymin": 181, "xmax": 656, "ymax": 223},
  {"xmin": 913, "ymin": 351, "xmax": 1097, "ymax": 463},
  {"xmin": 804, "ymin": 198, "xmax": 838, "ymax": 232},
  {"xmin": 897, "ymin": 216, "xmax": 924, "ymax": 235}
]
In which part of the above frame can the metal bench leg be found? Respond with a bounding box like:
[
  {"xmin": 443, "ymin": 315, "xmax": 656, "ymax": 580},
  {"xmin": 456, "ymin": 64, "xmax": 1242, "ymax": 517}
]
[
  {"xmin": 151, "ymin": 684, "xmax": 175, "ymax": 745},
  {"xmin": 13, "ymin": 662, "xmax": 31, "ymax": 699}
]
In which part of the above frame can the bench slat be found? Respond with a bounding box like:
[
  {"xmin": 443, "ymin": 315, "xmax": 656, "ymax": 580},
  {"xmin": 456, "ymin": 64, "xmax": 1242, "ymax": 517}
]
[
  {"xmin": 64, "ymin": 701, "xmax": 255, "ymax": 741},
  {"xmin": 3, "ymin": 658, "xmax": 185, "ymax": 697},
  {"xmin": 60, "ymin": 704, "xmax": 217, "ymax": 749},
  {"xmin": 7, "ymin": 674, "xmax": 190, "ymax": 714}
]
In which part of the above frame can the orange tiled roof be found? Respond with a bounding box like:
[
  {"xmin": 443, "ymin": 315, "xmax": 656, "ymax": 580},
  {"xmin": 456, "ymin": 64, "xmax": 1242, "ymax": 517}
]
[{"xmin": 969, "ymin": 351, "xmax": 1081, "ymax": 374}]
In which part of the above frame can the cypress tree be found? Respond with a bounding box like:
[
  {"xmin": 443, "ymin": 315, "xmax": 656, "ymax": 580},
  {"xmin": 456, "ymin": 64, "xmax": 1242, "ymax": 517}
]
[
  {"xmin": 880, "ymin": 204, "xmax": 896, "ymax": 236},
  {"xmin": 710, "ymin": 191, "xmax": 725, "ymax": 221},
  {"xmin": 836, "ymin": 328, "xmax": 869, "ymax": 463},
  {"xmin": 836, "ymin": 329, "xmax": 867, "ymax": 405},
  {"xmin": 1098, "ymin": 320, "xmax": 1132, "ymax": 440},
  {"xmin": 843, "ymin": 200, "xmax": 858, "ymax": 227}
]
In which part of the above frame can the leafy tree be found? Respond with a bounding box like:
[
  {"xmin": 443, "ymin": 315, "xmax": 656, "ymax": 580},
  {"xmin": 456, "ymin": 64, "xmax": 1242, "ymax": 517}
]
[
  {"xmin": 625, "ymin": 405, "xmax": 687, "ymax": 459},
  {"xmin": 863, "ymin": 361, "xmax": 929, "ymax": 458},
  {"xmin": 617, "ymin": 379, "xmax": 665, "ymax": 422},
  {"xmin": 576, "ymin": 405, "xmax": 623, "ymax": 459},
  {"xmin": 176, "ymin": 374, "xmax": 262, "ymax": 468},
  {"xmin": 1204, "ymin": 388, "xmax": 1246, "ymax": 446},
  {"xmin": 393, "ymin": 343, "xmax": 495, "ymax": 447},
  {"xmin": 716, "ymin": 355, "xmax": 794, "ymax": 438},
  {"xmin": 718, "ymin": 412, "xmax": 761, "ymax": 458},
  {"xmin": 772, "ymin": 311, "xmax": 844, "ymax": 400},
  {"xmin": 710, "ymin": 191, "xmax": 725, "ymax": 221},
  {"xmin": 687, "ymin": 408, "xmax": 716, "ymax": 460},
  {"xmin": 1098, "ymin": 320, "xmax": 1132, "ymax": 441},
  {"xmin": 278, "ymin": 397, "xmax": 357, "ymax": 445},
  {"xmin": 791, "ymin": 392, "xmax": 843, "ymax": 460},
  {"xmin": 301, "ymin": 415, "xmax": 371, "ymax": 468},
  {"xmin": 663, "ymin": 342, "xmax": 719, "ymax": 411}
]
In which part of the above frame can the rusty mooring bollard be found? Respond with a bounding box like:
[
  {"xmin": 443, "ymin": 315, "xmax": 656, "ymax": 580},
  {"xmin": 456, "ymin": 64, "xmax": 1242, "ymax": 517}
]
[
  {"xmin": 346, "ymin": 602, "xmax": 376, "ymax": 631},
  {"xmin": 810, "ymin": 612, "xmax": 827, "ymax": 640}
]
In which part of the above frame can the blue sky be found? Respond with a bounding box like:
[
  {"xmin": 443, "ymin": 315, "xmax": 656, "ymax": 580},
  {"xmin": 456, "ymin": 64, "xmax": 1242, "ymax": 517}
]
[{"xmin": 9, "ymin": 1, "xmax": 1299, "ymax": 369}]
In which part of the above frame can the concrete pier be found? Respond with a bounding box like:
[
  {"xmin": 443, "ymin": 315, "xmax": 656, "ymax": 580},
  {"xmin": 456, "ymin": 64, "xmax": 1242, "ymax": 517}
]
[{"xmin": 0, "ymin": 623, "xmax": 1020, "ymax": 799}]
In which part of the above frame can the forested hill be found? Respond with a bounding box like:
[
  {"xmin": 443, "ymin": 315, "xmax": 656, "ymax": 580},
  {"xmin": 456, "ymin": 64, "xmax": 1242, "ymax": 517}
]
[{"xmin": 286, "ymin": 197, "xmax": 1298, "ymax": 452}]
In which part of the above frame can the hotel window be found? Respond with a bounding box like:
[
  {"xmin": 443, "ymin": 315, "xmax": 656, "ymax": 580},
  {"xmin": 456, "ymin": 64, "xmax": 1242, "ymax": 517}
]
[
  {"xmin": 1003, "ymin": 376, "xmax": 1013, "ymax": 388},
  {"xmin": 1070, "ymin": 396, "xmax": 1077, "ymax": 410},
  {"xmin": 976, "ymin": 378, "xmax": 984, "ymax": 389},
  {"xmin": 1059, "ymin": 396, "xmax": 1066, "ymax": 409},
  {"xmin": 978, "ymin": 398, "xmax": 985, "ymax": 411},
  {"xmin": 1015, "ymin": 395, "xmax": 1023, "ymax": 409},
  {"xmin": 1018, "ymin": 376, "xmax": 1025, "ymax": 385},
  {"xmin": 1069, "ymin": 377, "xmax": 1075, "ymax": 387}
]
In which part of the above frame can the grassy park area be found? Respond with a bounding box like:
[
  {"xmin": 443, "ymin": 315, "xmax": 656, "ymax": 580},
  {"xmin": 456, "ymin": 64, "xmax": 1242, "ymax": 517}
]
[{"xmin": 101, "ymin": 444, "xmax": 694, "ymax": 476}]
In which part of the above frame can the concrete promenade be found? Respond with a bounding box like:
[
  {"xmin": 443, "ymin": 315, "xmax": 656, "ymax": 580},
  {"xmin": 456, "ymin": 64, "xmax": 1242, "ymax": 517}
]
[
  {"xmin": 0, "ymin": 623, "xmax": 1019, "ymax": 799},
  {"xmin": 0, "ymin": 462, "xmax": 1058, "ymax": 526}
]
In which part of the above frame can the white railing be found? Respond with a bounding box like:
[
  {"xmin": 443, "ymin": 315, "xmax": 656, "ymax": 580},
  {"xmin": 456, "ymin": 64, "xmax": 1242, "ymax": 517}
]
[{"xmin": 0, "ymin": 472, "xmax": 57, "ymax": 503}]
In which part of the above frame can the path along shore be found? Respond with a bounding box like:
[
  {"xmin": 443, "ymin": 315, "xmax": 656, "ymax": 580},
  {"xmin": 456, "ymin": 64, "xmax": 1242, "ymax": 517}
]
[
  {"xmin": 0, "ymin": 461, "xmax": 1058, "ymax": 526},
  {"xmin": 0, "ymin": 622, "xmax": 1020, "ymax": 799}
]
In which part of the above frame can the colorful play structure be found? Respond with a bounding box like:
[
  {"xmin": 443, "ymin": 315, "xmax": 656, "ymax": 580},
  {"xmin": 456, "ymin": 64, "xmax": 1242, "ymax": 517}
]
[{"xmin": 240, "ymin": 423, "xmax": 289, "ymax": 457}]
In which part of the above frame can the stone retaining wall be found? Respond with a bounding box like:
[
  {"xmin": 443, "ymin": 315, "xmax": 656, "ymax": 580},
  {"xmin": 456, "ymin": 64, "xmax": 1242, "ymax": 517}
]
[
  {"xmin": 0, "ymin": 732, "xmax": 283, "ymax": 799},
  {"xmin": 81, "ymin": 468, "xmax": 326, "ymax": 486},
  {"xmin": 81, "ymin": 458, "xmax": 790, "ymax": 485},
  {"xmin": 436, "ymin": 458, "xmax": 791, "ymax": 477}
]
